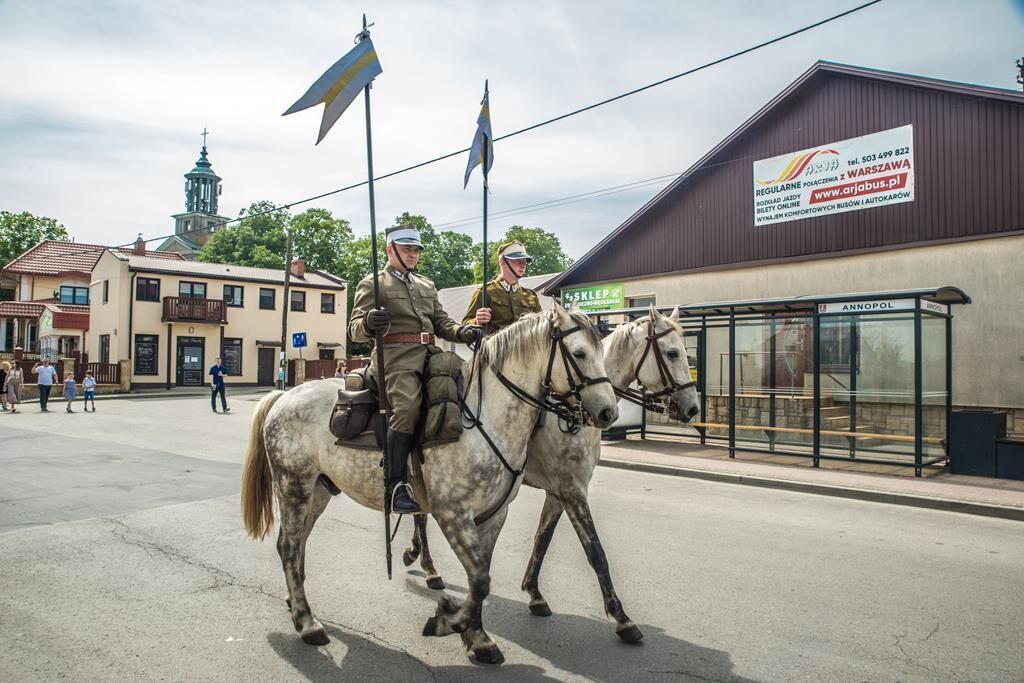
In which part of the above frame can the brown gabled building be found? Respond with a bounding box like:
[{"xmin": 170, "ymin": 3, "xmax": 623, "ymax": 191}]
[
  {"xmin": 545, "ymin": 61, "xmax": 1024, "ymax": 428},
  {"xmin": 1, "ymin": 238, "xmax": 184, "ymax": 357}
]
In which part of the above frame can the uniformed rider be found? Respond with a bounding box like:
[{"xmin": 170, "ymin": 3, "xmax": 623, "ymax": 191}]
[
  {"xmin": 463, "ymin": 241, "xmax": 543, "ymax": 331},
  {"xmin": 349, "ymin": 225, "xmax": 483, "ymax": 515}
]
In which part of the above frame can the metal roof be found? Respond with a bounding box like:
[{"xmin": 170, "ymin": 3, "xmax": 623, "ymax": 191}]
[
  {"xmin": 586, "ymin": 286, "xmax": 970, "ymax": 319},
  {"xmin": 116, "ymin": 253, "xmax": 347, "ymax": 290}
]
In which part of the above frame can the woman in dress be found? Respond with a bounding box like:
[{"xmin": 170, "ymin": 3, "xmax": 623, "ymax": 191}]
[{"xmin": 4, "ymin": 362, "xmax": 23, "ymax": 413}]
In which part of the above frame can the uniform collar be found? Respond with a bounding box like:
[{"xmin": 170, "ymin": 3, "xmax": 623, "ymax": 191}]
[
  {"xmin": 388, "ymin": 267, "xmax": 410, "ymax": 282},
  {"xmin": 494, "ymin": 276, "xmax": 519, "ymax": 293}
]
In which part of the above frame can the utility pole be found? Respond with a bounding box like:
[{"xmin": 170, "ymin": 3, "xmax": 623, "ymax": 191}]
[{"xmin": 279, "ymin": 229, "xmax": 293, "ymax": 390}]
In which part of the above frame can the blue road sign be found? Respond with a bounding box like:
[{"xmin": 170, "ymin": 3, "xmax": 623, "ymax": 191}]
[{"xmin": 292, "ymin": 332, "xmax": 307, "ymax": 348}]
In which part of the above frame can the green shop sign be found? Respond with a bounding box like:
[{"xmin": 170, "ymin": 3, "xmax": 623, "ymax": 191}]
[{"xmin": 561, "ymin": 283, "xmax": 624, "ymax": 312}]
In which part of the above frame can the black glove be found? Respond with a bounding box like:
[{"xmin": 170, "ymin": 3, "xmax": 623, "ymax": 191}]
[
  {"xmin": 458, "ymin": 325, "xmax": 484, "ymax": 345},
  {"xmin": 364, "ymin": 308, "xmax": 390, "ymax": 334}
]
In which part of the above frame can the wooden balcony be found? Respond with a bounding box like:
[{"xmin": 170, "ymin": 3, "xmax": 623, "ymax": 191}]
[{"xmin": 161, "ymin": 297, "xmax": 227, "ymax": 324}]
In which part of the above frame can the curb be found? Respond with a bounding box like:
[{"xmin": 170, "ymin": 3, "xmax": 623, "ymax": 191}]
[{"xmin": 598, "ymin": 458, "xmax": 1024, "ymax": 523}]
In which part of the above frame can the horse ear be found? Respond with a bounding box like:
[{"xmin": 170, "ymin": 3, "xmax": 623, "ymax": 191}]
[
  {"xmin": 648, "ymin": 304, "xmax": 657, "ymax": 322},
  {"xmin": 551, "ymin": 301, "xmax": 571, "ymax": 328},
  {"xmin": 668, "ymin": 305, "xmax": 680, "ymax": 323}
]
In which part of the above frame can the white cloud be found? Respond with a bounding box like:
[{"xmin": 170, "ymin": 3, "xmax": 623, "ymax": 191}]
[{"xmin": 1, "ymin": 0, "xmax": 1021, "ymax": 257}]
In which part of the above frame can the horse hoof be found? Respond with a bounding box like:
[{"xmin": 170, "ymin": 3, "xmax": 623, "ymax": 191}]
[
  {"xmin": 426, "ymin": 576, "xmax": 446, "ymax": 590},
  {"xmin": 423, "ymin": 616, "xmax": 443, "ymax": 637},
  {"xmin": 616, "ymin": 624, "xmax": 644, "ymax": 644},
  {"xmin": 470, "ymin": 643, "xmax": 505, "ymax": 665},
  {"xmin": 529, "ymin": 601, "xmax": 552, "ymax": 617},
  {"xmin": 301, "ymin": 627, "xmax": 330, "ymax": 646},
  {"xmin": 402, "ymin": 548, "xmax": 418, "ymax": 567}
]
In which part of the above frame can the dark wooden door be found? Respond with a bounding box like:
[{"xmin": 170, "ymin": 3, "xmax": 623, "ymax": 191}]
[
  {"xmin": 176, "ymin": 337, "xmax": 205, "ymax": 387},
  {"xmin": 257, "ymin": 347, "xmax": 276, "ymax": 386}
]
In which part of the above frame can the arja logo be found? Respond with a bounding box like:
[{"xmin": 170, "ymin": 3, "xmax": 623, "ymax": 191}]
[{"xmin": 818, "ymin": 304, "xmax": 827, "ymax": 313}]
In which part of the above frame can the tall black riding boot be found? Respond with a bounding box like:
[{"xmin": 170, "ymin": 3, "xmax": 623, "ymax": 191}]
[{"xmin": 386, "ymin": 429, "xmax": 421, "ymax": 515}]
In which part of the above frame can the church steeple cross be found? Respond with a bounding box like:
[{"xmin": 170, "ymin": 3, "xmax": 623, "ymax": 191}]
[{"xmin": 201, "ymin": 127, "xmax": 209, "ymax": 148}]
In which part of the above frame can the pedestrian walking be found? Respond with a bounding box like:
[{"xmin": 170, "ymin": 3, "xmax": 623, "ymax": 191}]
[
  {"xmin": 210, "ymin": 356, "xmax": 229, "ymax": 413},
  {"xmin": 32, "ymin": 358, "xmax": 58, "ymax": 412},
  {"xmin": 334, "ymin": 359, "xmax": 347, "ymax": 378},
  {"xmin": 5, "ymin": 362, "xmax": 23, "ymax": 413},
  {"xmin": 63, "ymin": 372, "xmax": 77, "ymax": 413},
  {"xmin": 82, "ymin": 371, "xmax": 97, "ymax": 412},
  {"xmin": 0, "ymin": 361, "xmax": 8, "ymax": 412}
]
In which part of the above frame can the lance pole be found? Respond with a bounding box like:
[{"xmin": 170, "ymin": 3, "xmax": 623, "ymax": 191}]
[
  {"xmin": 359, "ymin": 14, "xmax": 393, "ymax": 580},
  {"xmin": 481, "ymin": 80, "xmax": 490, "ymax": 313}
]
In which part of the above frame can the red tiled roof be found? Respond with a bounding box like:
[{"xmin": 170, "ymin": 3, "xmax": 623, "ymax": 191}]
[
  {"xmin": 0, "ymin": 301, "xmax": 46, "ymax": 318},
  {"xmin": 2, "ymin": 239, "xmax": 184, "ymax": 276}
]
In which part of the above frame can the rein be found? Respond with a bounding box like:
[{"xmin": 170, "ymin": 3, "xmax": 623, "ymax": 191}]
[
  {"xmin": 613, "ymin": 320, "xmax": 697, "ymax": 414},
  {"xmin": 458, "ymin": 320, "xmax": 610, "ymax": 523}
]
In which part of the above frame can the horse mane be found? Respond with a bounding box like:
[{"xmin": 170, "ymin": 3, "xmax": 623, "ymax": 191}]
[{"xmin": 479, "ymin": 310, "xmax": 602, "ymax": 373}]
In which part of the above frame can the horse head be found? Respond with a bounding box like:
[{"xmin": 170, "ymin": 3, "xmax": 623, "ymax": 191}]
[
  {"xmin": 634, "ymin": 305, "xmax": 700, "ymax": 423},
  {"xmin": 551, "ymin": 303, "xmax": 619, "ymax": 429}
]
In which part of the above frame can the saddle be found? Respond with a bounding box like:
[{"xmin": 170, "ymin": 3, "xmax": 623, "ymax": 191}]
[{"xmin": 329, "ymin": 352, "xmax": 467, "ymax": 451}]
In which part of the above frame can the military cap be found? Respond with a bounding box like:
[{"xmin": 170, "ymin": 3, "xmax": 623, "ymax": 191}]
[
  {"xmin": 386, "ymin": 224, "xmax": 424, "ymax": 249},
  {"xmin": 496, "ymin": 241, "xmax": 532, "ymax": 262}
]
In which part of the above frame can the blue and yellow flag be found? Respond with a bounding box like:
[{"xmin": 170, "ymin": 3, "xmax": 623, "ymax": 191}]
[
  {"xmin": 283, "ymin": 36, "xmax": 383, "ymax": 144},
  {"xmin": 463, "ymin": 85, "xmax": 494, "ymax": 188}
]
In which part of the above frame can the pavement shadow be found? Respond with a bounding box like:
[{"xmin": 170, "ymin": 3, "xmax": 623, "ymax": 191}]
[
  {"xmin": 268, "ymin": 627, "xmax": 554, "ymax": 681},
  {"xmin": 405, "ymin": 578, "xmax": 757, "ymax": 683}
]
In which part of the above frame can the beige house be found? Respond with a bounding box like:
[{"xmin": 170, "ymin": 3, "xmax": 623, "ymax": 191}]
[{"xmin": 88, "ymin": 251, "xmax": 347, "ymax": 388}]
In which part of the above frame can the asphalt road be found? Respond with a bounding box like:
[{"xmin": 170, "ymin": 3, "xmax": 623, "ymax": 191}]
[{"xmin": 1, "ymin": 395, "xmax": 1022, "ymax": 681}]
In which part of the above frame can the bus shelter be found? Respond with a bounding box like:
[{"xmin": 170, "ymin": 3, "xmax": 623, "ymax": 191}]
[{"xmin": 589, "ymin": 287, "xmax": 971, "ymax": 477}]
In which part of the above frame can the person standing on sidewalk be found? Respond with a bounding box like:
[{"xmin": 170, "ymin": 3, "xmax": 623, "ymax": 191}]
[
  {"xmin": 62, "ymin": 372, "xmax": 77, "ymax": 413},
  {"xmin": 32, "ymin": 358, "xmax": 58, "ymax": 412},
  {"xmin": 4, "ymin": 362, "xmax": 22, "ymax": 413},
  {"xmin": 82, "ymin": 371, "xmax": 97, "ymax": 412},
  {"xmin": 0, "ymin": 362, "xmax": 8, "ymax": 412},
  {"xmin": 209, "ymin": 356, "xmax": 229, "ymax": 413}
]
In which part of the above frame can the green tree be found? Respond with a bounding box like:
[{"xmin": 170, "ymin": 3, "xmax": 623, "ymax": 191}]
[
  {"xmin": 198, "ymin": 201, "xmax": 289, "ymax": 268},
  {"xmin": 289, "ymin": 208, "xmax": 353, "ymax": 274},
  {"xmin": 471, "ymin": 225, "xmax": 572, "ymax": 281},
  {"xmin": 1, "ymin": 210, "xmax": 70, "ymax": 268},
  {"xmin": 392, "ymin": 212, "xmax": 474, "ymax": 290}
]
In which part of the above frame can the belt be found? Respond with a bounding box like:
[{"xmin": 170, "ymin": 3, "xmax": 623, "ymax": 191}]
[{"xmin": 381, "ymin": 332, "xmax": 435, "ymax": 345}]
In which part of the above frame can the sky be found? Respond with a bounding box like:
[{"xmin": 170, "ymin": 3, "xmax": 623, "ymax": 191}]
[{"xmin": 1, "ymin": 0, "xmax": 1022, "ymax": 261}]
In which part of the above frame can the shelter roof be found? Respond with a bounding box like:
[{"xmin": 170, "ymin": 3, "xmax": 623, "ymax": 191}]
[
  {"xmin": 115, "ymin": 253, "xmax": 347, "ymax": 290},
  {"xmin": 543, "ymin": 61, "xmax": 1024, "ymax": 295},
  {"xmin": 2, "ymin": 239, "xmax": 184, "ymax": 277}
]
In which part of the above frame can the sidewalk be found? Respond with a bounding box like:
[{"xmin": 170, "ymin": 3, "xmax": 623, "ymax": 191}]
[{"xmin": 599, "ymin": 437, "xmax": 1024, "ymax": 522}]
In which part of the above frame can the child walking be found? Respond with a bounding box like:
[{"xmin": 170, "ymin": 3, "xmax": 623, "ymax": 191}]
[
  {"xmin": 63, "ymin": 372, "xmax": 77, "ymax": 413},
  {"xmin": 82, "ymin": 371, "xmax": 97, "ymax": 412}
]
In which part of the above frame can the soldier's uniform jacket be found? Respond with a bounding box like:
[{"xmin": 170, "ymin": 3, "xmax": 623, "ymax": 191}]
[
  {"xmin": 349, "ymin": 267, "xmax": 463, "ymax": 432},
  {"xmin": 462, "ymin": 276, "xmax": 543, "ymax": 331}
]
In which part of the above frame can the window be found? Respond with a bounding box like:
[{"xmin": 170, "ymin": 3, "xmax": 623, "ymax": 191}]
[
  {"xmin": 627, "ymin": 295, "xmax": 656, "ymax": 309},
  {"xmin": 320, "ymin": 292, "xmax": 335, "ymax": 314},
  {"xmin": 178, "ymin": 281, "xmax": 206, "ymax": 299},
  {"xmin": 134, "ymin": 334, "xmax": 158, "ymax": 375},
  {"xmin": 222, "ymin": 338, "xmax": 243, "ymax": 375},
  {"xmin": 290, "ymin": 290, "xmax": 306, "ymax": 312},
  {"xmin": 99, "ymin": 334, "xmax": 110, "ymax": 364},
  {"xmin": 136, "ymin": 277, "xmax": 160, "ymax": 302},
  {"xmin": 223, "ymin": 285, "xmax": 244, "ymax": 307},
  {"xmin": 102, "ymin": 280, "xmax": 109, "ymax": 304},
  {"xmin": 821, "ymin": 320, "xmax": 853, "ymax": 371},
  {"xmin": 259, "ymin": 288, "xmax": 276, "ymax": 310},
  {"xmin": 59, "ymin": 286, "xmax": 89, "ymax": 305}
]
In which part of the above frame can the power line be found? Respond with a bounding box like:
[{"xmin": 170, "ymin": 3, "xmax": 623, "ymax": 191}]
[{"xmin": 54, "ymin": 0, "xmax": 886, "ymax": 258}]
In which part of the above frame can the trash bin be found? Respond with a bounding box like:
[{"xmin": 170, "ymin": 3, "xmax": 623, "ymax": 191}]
[
  {"xmin": 997, "ymin": 437, "xmax": 1024, "ymax": 481},
  {"xmin": 949, "ymin": 410, "xmax": 1006, "ymax": 476}
]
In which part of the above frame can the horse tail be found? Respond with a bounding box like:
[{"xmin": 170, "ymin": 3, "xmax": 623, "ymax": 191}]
[{"xmin": 242, "ymin": 390, "xmax": 284, "ymax": 540}]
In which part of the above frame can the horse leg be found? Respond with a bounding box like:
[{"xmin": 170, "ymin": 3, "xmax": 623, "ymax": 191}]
[
  {"xmin": 423, "ymin": 509, "xmax": 507, "ymax": 664},
  {"xmin": 561, "ymin": 493, "xmax": 643, "ymax": 643},
  {"xmin": 298, "ymin": 482, "xmax": 332, "ymax": 585},
  {"xmin": 275, "ymin": 475, "xmax": 329, "ymax": 646},
  {"xmin": 521, "ymin": 492, "xmax": 564, "ymax": 617},
  {"xmin": 403, "ymin": 515, "xmax": 445, "ymax": 589}
]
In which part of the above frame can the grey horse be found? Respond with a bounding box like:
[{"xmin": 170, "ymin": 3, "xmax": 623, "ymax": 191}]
[
  {"xmin": 241, "ymin": 304, "xmax": 618, "ymax": 664},
  {"xmin": 403, "ymin": 306, "xmax": 700, "ymax": 643}
]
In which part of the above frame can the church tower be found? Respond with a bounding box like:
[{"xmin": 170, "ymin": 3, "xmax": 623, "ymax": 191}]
[{"xmin": 158, "ymin": 130, "xmax": 230, "ymax": 259}]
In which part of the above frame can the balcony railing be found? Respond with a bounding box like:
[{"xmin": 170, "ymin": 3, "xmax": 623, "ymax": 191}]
[{"xmin": 161, "ymin": 297, "xmax": 227, "ymax": 324}]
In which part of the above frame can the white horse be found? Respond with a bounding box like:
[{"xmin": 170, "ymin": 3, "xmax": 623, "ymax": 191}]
[
  {"xmin": 241, "ymin": 305, "xmax": 618, "ymax": 664},
  {"xmin": 403, "ymin": 306, "xmax": 700, "ymax": 643}
]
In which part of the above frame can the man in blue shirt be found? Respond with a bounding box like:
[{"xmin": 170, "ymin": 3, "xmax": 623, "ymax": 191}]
[
  {"xmin": 209, "ymin": 357, "xmax": 229, "ymax": 414},
  {"xmin": 32, "ymin": 358, "xmax": 58, "ymax": 412}
]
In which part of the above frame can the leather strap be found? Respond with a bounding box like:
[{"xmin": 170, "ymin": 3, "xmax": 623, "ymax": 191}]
[{"xmin": 381, "ymin": 332, "xmax": 435, "ymax": 345}]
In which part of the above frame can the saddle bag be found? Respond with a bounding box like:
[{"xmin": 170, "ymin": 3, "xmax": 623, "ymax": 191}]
[
  {"xmin": 422, "ymin": 351, "xmax": 466, "ymax": 447},
  {"xmin": 330, "ymin": 388, "xmax": 378, "ymax": 443}
]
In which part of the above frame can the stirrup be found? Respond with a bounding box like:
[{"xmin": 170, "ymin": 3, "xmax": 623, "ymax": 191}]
[{"xmin": 390, "ymin": 482, "xmax": 421, "ymax": 515}]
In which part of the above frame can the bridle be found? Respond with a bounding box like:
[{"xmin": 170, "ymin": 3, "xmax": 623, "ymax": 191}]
[
  {"xmin": 613, "ymin": 320, "xmax": 697, "ymax": 414},
  {"xmin": 492, "ymin": 320, "xmax": 612, "ymax": 433}
]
